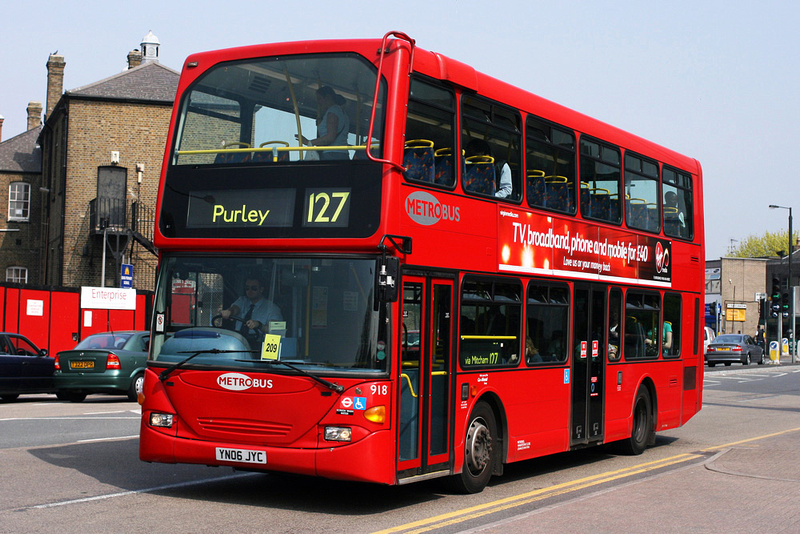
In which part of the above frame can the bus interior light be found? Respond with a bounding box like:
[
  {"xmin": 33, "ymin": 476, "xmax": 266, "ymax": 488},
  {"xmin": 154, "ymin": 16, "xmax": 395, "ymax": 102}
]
[
  {"xmin": 324, "ymin": 426, "xmax": 352, "ymax": 442},
  {"xmin": 149, "ymin": 413, "xmax": 174, "ymax": 428}
]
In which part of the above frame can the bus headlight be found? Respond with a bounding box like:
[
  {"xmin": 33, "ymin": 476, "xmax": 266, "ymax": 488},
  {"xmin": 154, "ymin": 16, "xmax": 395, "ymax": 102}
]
[
  {"xmin": 324, "ymin": 426, "xmax": 352, "ymax": 442},
  {"xmin": 149, "ymin": 413, "xmax": 174, "ymax": 428}
]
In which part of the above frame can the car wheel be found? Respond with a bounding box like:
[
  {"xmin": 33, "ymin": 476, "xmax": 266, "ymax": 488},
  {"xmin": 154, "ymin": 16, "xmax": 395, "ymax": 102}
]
[
  {"xmin": 724, "ymin": 362, "xmax": 731, "ymax": 366},
  {"xmin": 56, "ymin": 391, "xmax": 70, "ymax": 401},
  {"xmin": 67, "ymin": 392, "xmax": 87, "ymax": 402},
  {"xmin": 708, "ymin": 362, "xmax": 716, "ymax": 367},
  {"xmin": 1, "ymin": 394, "xmax": 20, "ymax": 402},
  {"xmin": 128, "ymin": 372, "xmax": 144, "ymax": 402},
  {"xmin": 743, "ymin": 354, "xmax": 751, "ymax": 365}
]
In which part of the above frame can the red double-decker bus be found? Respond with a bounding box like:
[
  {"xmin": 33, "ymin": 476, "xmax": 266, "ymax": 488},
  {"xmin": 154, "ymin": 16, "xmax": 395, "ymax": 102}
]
[{"xmin": 139, "ymin": 32, "xmax": 704, "ymax": 493}]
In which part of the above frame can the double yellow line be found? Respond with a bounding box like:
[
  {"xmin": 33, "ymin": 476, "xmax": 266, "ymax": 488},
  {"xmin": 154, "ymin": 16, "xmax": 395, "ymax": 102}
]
[
  {"xmin": 377, "ymin": 426, "xmax": 800, "ymax": 533},
  {"xmin": 375, "ymin": 453, "xmax": 703, "ymax": 534}
]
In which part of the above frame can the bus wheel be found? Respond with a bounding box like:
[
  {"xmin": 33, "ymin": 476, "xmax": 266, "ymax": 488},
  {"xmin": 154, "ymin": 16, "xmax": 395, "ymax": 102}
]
[
  {"xmin": 450, "ymin": 402, "xmax": 496, "ymax": 493},
  {"xmin": 620, "ymin": 387, "xmax": 652, "ymax": 455}
]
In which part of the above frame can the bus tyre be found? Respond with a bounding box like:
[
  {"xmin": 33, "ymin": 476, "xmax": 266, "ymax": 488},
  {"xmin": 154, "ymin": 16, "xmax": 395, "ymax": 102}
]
[
  {"xmin": 450, "ymin": 402, "xmax": 497, "ymax": 493},
  {"xmin": 621, "ymin": 387, "xmax": 652, "ymax": 455}
]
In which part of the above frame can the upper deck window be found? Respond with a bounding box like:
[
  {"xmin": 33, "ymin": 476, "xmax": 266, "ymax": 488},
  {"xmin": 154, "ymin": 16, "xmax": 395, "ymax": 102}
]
[
  {"xmin": 580, "ymin": 138, "xmax": 621, "ymax": 224},
  {"xmin": 172, "ymin": 53, "xmax": 386, "ymax": 165},
  {"xmin": 624, "ymin": 153, "xmax": 660, "ymax": 233},
  {"xmin": 403, "ymin": 78, "xmax": 457, "ymax": 187},
  {"xmin": 526, "ymin": 117, "xmax": 576, "ymax": 214},
  {"xmin": 461, "ymin": 96, "xmax": 522, "ymax": 201},
  {"xmin": 662, "ymin": 166, "xmax": 693, "ymax": 240}
]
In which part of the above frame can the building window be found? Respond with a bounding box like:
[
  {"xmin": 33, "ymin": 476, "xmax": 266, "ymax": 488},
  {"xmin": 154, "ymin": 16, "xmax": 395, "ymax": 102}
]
[
  {"xmin": 8, "ymin": 182, "xmax": 31, "ymax": 221},
  {"xmin": 6, "ymin": 266, "xmax": 28, "ymax": 284}
]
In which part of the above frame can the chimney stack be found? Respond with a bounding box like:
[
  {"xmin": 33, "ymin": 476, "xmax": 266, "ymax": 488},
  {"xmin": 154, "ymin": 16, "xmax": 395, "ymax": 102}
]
[
  {"xmin": 27, "ymin": 101, "xmax": 43, "ymax": 130},
  {"xmin": 0, "ymin": 115, "xmax": 4, "ymax": 142},
  {"xmin": 46, "ymin": 54, "xmax": 66, "ymax": 120},
  {"xmin": 127, "ymin": 49, "xmax": 143, "ymax": 69}
]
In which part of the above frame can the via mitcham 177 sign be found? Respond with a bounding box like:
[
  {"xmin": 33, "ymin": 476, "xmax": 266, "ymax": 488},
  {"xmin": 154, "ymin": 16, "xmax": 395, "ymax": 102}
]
[
  {"xmin": 80, "ymin": 287, "xmax": 137, "ymax": 310},
  {"xmin": 498, "ymin": 209, "xmax": 671, "ymax": 287}
]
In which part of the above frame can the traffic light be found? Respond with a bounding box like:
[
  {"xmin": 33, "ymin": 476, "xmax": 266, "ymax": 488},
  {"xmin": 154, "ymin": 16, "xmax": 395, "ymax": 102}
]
[
  {"xmin": 771, "ymin": 277, "xmax": 781, "ymax": 317},
  {"xmin": 782, "ymin": 292, "xmax": 790, "ymax": 317}
]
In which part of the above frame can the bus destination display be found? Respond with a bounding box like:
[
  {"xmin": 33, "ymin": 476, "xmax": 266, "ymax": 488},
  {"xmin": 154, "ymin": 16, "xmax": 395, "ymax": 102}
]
[{"xmin": 185, "ymin": 188, "xmax": 352, "ymax": 229}]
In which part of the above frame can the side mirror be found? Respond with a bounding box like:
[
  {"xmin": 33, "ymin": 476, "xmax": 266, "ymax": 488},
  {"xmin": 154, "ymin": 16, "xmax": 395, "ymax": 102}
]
[{"xmin": 375, "ymin": 256, "xmax": 400, "ymax": 309}]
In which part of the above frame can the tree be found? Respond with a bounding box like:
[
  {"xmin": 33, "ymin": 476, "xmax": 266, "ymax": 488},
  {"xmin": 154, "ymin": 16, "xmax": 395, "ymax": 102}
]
[{"xmin": 730, "ymin": 230, "xmax": 798, "ymax": 258}]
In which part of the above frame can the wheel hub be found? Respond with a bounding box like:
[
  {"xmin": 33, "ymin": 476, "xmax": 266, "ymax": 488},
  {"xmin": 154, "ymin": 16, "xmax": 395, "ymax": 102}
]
[{"xmin": 465, "ymin": 417, "xmax": 492, "ymax": 475}]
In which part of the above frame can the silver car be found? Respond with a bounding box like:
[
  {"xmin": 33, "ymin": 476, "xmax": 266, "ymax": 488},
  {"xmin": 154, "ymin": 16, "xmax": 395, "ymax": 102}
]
[{"xmin": 705, "ymin": 334, "xmax": 764, "ymax": 366}]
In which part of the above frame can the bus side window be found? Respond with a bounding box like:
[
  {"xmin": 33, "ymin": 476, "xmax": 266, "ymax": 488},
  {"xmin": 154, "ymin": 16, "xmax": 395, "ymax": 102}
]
[
  {"xmin": 624, "ymin": 291, "xmax": 661, "ymax": 360},
  {"xmin": 525, "ymin": 117, "xmax": 576, "ymax": 214},
  {"xmin": 404, "ymin": 78, "xmax": 457, "ymax": 187},
  {"xmin": 461, "ymin": 95, "xmax": 522, "ymax": 202},
  {"xmin": 579, "ymin": 137, "xmax": 621, "ymax": 224},
  {"xmin": 663, "ymin": 293, "xmax": 681, "ymax": 357},
  {"xmin": 460, "ymin": 278, "xmax": 522, "ymax": 368},
  {"xmin": 663, "ymin": 167, "xmax": 693, "ymax": 240},
  {"xmin": 526, "ymin": 282, "xmax": 570, "ymax": 364},
  {"xmin": 608, "ymin": 288, "xmax": 623, "ymax": 362}
]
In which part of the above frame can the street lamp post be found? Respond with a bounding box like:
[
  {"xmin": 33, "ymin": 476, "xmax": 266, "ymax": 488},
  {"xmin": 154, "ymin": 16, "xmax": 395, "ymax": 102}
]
[{"xmin": 769, "ymin": 204, "xmax": 794, "ymax": 362}]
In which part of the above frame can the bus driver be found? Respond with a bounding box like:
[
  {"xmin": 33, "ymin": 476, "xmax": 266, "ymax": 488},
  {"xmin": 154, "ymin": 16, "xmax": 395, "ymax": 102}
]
[{"xmin": 220, "ymin": 276, "xmax": 284, "ymax": 341}]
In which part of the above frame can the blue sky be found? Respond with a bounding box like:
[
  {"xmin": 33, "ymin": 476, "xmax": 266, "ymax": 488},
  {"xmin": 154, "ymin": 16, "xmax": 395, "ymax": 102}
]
[{"xmin": 2, "ymin": 0, "xmax": 798, "ymax": 260}]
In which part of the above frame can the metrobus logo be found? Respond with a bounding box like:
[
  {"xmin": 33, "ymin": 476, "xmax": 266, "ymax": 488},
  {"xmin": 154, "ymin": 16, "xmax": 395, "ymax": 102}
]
[
  {"xmin": 216, "ymin": 373, "xmax": 273, "ymax": 391},
  {"xmin": 405, "ymin": 191, "xmax": 460, "ymax": 226}
]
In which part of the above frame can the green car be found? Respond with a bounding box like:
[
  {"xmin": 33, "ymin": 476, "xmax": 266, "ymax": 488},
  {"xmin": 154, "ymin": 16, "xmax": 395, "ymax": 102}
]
[{"xmin": 54, "ymin": 331, "xmax": 149, "ymax": 402}]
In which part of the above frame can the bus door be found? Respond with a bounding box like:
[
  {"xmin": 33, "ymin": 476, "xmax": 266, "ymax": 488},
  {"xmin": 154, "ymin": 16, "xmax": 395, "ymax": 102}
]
[
  {"xmin": 397, "ymin": 275, "xmax": 454, "ymax": 481},
  {"xmin": 570, "ymin": 283, "xmax": 606, "ymax": 447}
]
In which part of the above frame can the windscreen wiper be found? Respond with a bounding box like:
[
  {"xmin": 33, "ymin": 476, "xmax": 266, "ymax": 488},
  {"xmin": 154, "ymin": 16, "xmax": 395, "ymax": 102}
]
[
  {"xmin": 158, "ymin": 349, "xmax": 251, "ymax": 381},
  {"xmin": 244, "ymin": 359, "xmax": 345, "ymax": 394}
]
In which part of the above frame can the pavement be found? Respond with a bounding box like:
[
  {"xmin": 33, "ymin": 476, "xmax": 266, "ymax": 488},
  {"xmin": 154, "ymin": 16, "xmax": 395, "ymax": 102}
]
[{"xmin": 465, "ymin": 362, "xmax": 800, "ymax": 534}]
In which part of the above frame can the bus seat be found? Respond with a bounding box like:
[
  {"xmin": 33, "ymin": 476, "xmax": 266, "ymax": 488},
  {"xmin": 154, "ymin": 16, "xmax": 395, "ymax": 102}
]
[
  {"xmin": 215, "ymin": 141, "xmax": 252, "ymax": 164},
  {"xmin": 433, "ymin": 147, "xmax": 457, "ymax": 186},
  {"xmin": 252, "ymin": 141, "xmax": 290, "ymax": 162},
  {"xmin": 544, "ymin": 175, "xmax": 571, "ymax": 211},
  {"xmin": 403, "ymin": 139, "xmax": 435, "ymax": 182},
  {"xmin": 626, "ymin": 198, "xmax": 647, "ymax": 227},
  {"xmin": 463, "ymin": 155, "xmax": 496, "ymax": 195},
  {"xmin": 527, "ymin": 170, "xmax": 546, "ymax": 206}
]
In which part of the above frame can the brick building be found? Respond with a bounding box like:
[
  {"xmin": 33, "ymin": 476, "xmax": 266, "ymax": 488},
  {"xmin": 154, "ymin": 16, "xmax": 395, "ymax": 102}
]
[
  {"xmin": 0, "ymin": 108, "xmax": 44, "ymax": 284},
  {"xmin": 38, "ymin": 32, "xmax": 179, "ymax": 290}
]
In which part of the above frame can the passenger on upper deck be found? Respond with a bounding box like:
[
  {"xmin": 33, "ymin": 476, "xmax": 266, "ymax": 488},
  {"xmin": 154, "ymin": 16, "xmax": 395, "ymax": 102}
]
[
  {"xmin": 297, "ymin": 86, "xmax": 350, "ymax": 160},
  {"xmin": 465, "ymin": 139, "xmax": 512, "ymax": 198}
]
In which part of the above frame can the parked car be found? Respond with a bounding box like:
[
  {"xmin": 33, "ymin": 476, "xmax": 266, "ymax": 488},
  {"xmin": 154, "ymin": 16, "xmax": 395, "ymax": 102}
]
[
  {"xmin": 703, "ymin": 326, "xmax": 715, "ymax": 354},
  {"xmin": 705, "ymin": 333, "xmax": 764, "ymax": 366},
  {"xmin": 0, "ymin": 332, "xmax": 53, "ymax": 401},
  {"xmin": 54, "ymin": 331, "xmax": 149, "ymax": 402}
]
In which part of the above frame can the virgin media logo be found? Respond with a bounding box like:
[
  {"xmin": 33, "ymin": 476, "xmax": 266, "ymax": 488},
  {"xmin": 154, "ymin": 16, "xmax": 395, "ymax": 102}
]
[
  {"xmin": 655, "ymin": 241, "xmax": 670, "ymax": 274},
  {"xmin": 405, "ymin": 191, "xmax": 460, "ymax": 226}
]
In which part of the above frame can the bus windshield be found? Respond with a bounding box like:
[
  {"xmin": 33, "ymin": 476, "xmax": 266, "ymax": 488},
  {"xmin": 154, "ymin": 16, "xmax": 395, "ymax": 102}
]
[
  {"xmin": 172, "ymin": 53, "xmax": 385, "ymax": 165},
  {"xmin": 150, "ymin": 255, "xmax": 389, "ymax": 374}
]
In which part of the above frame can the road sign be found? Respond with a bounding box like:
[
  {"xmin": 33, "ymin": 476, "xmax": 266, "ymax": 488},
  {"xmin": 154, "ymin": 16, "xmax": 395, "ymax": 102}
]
[{"xmin": 121, "ymin": 263, "xmax": 133, "ymax": 289}]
